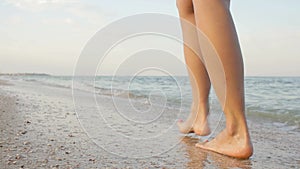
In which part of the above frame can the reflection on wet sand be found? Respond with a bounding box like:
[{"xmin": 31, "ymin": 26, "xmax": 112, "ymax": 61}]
[{"xmin": 180, "ymin": 136, "xmax": 252, "ymax": 168}]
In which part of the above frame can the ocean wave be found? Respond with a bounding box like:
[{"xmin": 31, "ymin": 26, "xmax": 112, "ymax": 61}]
[{"xmin": 246, "ymin": 108, "xmax": 300, "ymax": 129}]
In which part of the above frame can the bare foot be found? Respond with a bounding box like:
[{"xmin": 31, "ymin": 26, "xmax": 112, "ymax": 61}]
[
  {"xmin": 195, "ymin": 129, "xmax": 253, "ymax": 159},
  {"xmin": 177, "ymin": 103, "xmax": 211, "ymax": 136},
  {"xmin": 177, "ymin": 118, "xmax": 211, "ymax": 136}
]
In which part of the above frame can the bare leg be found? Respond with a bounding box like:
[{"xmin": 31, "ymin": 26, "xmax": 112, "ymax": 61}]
[
  {"xmin": 176, "ymin": 0, "xmax": 211, "ymax": 136},
  {"xmin": 192, "ymin": 0, "xmax": 253, "ymax": 158}
]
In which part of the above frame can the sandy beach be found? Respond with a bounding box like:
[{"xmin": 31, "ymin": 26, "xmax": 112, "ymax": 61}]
[{"xmin": 0, "ymin": 78, "xmax": 299, "ymax": 169}]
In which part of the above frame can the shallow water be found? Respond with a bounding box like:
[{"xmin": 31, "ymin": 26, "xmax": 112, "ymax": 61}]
[{"xmin": 2, "ymin": 75, "xmax": 300, "ymax": 129}]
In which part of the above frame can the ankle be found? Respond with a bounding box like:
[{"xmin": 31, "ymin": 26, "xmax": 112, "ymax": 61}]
[
  {"xmin": 194, "ymin": 106, "xmax": 209, "ymax": 123},
  {"xmin": 225, "ymin": 116, "xmax": 249, "ymax": 136}
]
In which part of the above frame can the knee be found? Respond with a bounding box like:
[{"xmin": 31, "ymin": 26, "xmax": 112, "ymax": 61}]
[
  {"xmin": 192, "ymin": 0, "xmax": 230, "ymax": 9},
  {"xmin": 176, "ymin": 0, "xmax": 194, "ymax": 16}
]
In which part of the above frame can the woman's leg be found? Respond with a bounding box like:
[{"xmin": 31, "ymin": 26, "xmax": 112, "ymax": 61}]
[
  {"xmin": 176, "ymin": 0, "xmax": 211, "ymax": 136},
  {"xmin": 192, "ymin": 0, "xmax": 253, "ymax": 158}
]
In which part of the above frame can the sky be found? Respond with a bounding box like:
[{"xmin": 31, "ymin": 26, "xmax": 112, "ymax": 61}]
[{"xmin": 0, "ymin": 0, "xmax": 299, "ymax": 76}]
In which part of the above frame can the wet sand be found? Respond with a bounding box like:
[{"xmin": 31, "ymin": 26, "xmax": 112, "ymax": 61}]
[{"xmin": 0, "ymin": 79, "xmax": 299, "ymax": 168}]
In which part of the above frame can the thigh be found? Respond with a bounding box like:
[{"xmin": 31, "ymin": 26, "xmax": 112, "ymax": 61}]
[{"xmin": 176, "ymin": 0, "xmax": 194, "ymax": 15}]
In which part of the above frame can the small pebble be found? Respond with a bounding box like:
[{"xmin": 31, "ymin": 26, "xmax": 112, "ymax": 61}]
[
  {"xmin": 20, "ymin": 131, "xmax": 27, "ymax": 135},
  {"xmin": 25, "ymin": 120, "xmax": 31, "ymax": 124},
  {"xmin": 23, "ymin": 142, "xmax": 30, "ymax": 145},
  {"xmin": 15, "ymin": 154, "xmax": 22, "ymax": 159},
  {"xmin": 55, "ymin": 164, "xmax": 59, "ymax": 167}
]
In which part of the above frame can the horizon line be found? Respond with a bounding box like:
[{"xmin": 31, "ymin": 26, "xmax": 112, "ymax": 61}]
[{"xmin": 0, "ymin": 73, "xmax": 299, "ymax": 78}]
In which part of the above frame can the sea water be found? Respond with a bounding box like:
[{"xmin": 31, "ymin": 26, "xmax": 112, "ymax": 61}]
[{"xmin": 3, "ymin": 75, "xmax": 300, "ymax": 129}]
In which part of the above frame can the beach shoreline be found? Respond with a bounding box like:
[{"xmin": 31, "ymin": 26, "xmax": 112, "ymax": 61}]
[{"xmin": 0, "ymin": 78, "xmax": 299, "ymax": 168}]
